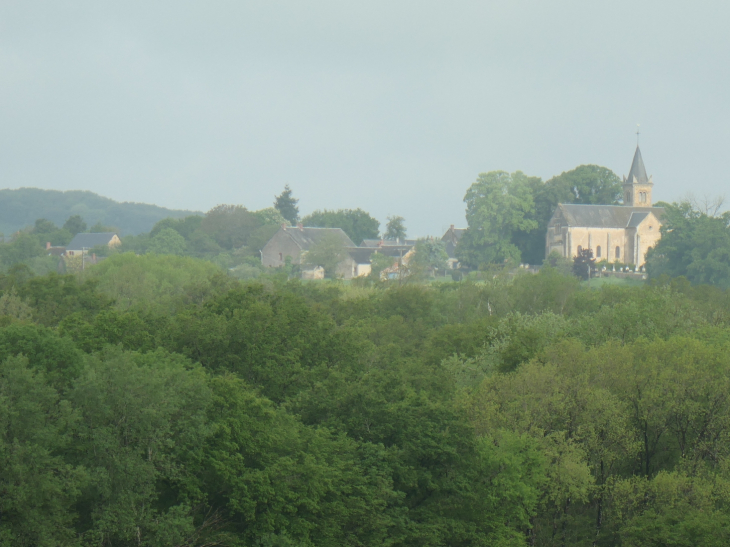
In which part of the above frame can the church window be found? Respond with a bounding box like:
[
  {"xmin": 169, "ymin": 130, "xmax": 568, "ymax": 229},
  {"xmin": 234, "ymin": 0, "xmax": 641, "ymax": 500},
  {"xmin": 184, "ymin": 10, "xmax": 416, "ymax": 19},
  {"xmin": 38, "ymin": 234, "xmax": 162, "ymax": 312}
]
[
  {"xmin": 615, "ymin": 246, "xmax": 621, "ymax": 259},
  {"xmin": 596, "ymin": 245, "xmax": 602, "ymax": 258}
]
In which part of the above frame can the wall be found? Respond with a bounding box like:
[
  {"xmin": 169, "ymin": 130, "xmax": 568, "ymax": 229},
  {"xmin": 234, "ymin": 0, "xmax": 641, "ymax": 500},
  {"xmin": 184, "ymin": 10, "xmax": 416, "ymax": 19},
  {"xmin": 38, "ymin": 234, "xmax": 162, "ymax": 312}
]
[{"xmin": 261, "ymin": 229, "xmax": 302, "ymax": 268}]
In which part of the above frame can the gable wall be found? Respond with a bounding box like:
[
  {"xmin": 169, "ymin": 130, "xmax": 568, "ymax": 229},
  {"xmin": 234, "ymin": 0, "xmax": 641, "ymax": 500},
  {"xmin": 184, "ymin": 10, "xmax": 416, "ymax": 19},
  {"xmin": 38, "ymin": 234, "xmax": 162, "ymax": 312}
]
[{"xmin": 262, "ymin": 230, "xmax": 302, "ymax": 268}]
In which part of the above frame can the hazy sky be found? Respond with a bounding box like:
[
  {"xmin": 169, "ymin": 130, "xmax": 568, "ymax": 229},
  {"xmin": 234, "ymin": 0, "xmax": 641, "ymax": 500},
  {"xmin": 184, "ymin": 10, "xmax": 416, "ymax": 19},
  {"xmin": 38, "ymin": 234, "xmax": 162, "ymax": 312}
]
[{"xmin": 1, "ymin": 1, "xmax": 728, "ymax": 236}]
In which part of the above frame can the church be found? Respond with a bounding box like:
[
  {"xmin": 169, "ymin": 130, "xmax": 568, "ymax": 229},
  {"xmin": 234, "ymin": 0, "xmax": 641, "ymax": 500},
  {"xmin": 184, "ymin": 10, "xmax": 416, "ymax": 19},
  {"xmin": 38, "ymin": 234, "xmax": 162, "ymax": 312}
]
[{"xmin": 545, "ymin": 146, "xmax": 664, "ymax": 267}]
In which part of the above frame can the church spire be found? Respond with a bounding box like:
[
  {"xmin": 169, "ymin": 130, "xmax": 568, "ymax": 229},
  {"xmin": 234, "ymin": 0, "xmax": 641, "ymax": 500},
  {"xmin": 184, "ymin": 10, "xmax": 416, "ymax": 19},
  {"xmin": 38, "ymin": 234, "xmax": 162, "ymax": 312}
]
[
  {"xmin": 626, "ymin": 145, "xmax": 649, "ymax": 185},
  {"xmin": 622, "ymin": 145, "xmax": 653, "ymax": 206}
]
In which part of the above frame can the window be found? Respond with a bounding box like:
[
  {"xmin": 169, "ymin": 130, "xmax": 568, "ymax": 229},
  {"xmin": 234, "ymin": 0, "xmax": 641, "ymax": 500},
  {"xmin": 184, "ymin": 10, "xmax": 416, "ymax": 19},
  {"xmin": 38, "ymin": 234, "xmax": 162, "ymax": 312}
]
[
  {"xmin": 577, "ymin": 245, "xmax": 582, "ymax": 254},
  {"xmin": 279, "ymin": 252, "xmax": 283, "ymax": 261},
  {"xmin": 615, "ymin": 246, "xmax": 621, "ymax": 259},
  {"xmin": 626, "ymin": 192, "xmax": 631, "ymax": 203},
  {"xmin": 596, "ymin": 245, "xmax": 602, "ymax": 258}
]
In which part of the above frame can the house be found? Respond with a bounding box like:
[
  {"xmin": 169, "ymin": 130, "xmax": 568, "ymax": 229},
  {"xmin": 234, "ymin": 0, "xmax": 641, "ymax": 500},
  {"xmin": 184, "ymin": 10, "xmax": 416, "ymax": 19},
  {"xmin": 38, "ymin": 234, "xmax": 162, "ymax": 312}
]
[
  {"xmin": 261, "ymin": 224, "xmax": 356, "ymax": 278},
  {"xmin": 441, "ymin": 225, "xmax": 466, "ymax": 269},
  {"xmin": 545, "ymin": 146, "xmax": 664, "ymax": 267},
  {"xmin": 65, "ymin": 232, "xmax": 121, "ymax": 257},
  {"xmin": 346, "ymin": 247, "xmax": 376, "ymax": 278}
]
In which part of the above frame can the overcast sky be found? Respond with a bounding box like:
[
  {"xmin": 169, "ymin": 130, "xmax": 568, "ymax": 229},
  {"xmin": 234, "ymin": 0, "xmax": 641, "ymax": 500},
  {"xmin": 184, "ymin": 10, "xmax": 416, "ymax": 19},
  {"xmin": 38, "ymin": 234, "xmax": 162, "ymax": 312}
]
[{"xmin": 1, "ymin": 1, "xmax": 728, "ymax": 236}]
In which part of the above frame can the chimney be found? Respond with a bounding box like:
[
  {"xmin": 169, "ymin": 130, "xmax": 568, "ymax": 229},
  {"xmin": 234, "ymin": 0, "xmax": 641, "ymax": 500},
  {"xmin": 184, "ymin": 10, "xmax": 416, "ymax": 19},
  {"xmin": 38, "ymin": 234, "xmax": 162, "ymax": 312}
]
[
  {"xmin": 297, "ymin": 223, "xmax": 304, "ymax": 231},
  {"xmin": 378, "ymin": 239, "xmax": 383, "ymax": 247},
  {"xmin": 46, "ymin": 241, "xmax": 51, "ymax": 250},
  {"xmin": 450, "ymin": 224, "xmax": 454, "ymax": 231}
]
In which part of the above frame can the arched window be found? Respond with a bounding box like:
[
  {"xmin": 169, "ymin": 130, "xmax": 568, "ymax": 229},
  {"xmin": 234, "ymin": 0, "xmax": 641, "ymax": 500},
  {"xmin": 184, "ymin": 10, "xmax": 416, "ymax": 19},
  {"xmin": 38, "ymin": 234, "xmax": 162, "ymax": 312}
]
[
  {"xmin": 596, "ymin": 245, "xmax": 602, "ymax": 258},
  {"xmin": 615, "ymin": 246, "xmax": 621, "ymax": 259}
]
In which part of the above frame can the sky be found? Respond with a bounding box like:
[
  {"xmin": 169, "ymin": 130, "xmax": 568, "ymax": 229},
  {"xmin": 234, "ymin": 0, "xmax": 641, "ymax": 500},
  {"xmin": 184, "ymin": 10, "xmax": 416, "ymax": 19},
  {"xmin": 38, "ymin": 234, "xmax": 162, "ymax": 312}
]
[{"xmin": 1, "ymin": 1, "xmax": 728, "ymax": 236}]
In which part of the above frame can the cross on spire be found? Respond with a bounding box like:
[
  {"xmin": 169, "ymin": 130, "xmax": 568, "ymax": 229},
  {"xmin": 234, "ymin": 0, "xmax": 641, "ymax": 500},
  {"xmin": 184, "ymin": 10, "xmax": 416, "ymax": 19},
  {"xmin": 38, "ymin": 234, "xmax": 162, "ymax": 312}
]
[{"xmin": 636, "ymin": 124, "xmax": 640, "ymax": 145}]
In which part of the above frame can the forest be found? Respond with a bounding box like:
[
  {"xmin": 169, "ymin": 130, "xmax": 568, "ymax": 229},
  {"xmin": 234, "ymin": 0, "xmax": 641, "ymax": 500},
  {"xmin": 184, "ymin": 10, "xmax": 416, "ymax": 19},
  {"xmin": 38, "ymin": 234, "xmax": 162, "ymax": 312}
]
[
  {"xmin": 1, "ymin": 173, "xmax": 730, "ymax": 545},
  {"xmin": 1, "ymin": 250, "xmax": 730, "ymax": 546}
]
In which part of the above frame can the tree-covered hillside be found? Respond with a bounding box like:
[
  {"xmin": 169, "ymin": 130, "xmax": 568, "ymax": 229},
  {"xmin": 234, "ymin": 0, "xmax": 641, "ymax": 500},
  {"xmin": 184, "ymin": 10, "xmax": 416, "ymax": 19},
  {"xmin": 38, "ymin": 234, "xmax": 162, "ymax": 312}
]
[
  {"xmin": 0, "ymin": 188, "xmax": 200, "ymax": 236},
  {"xmin": 2, "ymin": 254, "xmax": 730, "ymax": 545}
]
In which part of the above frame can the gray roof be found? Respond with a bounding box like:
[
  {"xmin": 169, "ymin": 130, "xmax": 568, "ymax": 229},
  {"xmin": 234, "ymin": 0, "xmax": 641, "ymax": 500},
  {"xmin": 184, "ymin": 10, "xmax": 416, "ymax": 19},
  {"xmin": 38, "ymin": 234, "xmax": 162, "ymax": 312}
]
[
  {"xmin": 282, "ymin": 226, "xmax": 355, "ymax": 250},
  {"xmin": 626, "ymin": 145, "xmax": 649, "ymax": 184},
  {"xmin": 360, "ymin": 238, "xmax": 417, "ymax": 248},
  {"xmin": 556, "ymin": 204, "xmax": 663, "ymax": 229},
  {"xmin": 67, "ymin": 232, "xmax": 118, "ymax": 250}
]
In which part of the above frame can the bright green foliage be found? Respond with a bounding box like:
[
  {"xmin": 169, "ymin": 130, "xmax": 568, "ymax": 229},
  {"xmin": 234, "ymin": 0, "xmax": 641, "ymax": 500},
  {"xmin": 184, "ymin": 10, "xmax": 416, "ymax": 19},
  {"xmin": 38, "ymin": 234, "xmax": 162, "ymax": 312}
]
[
  {"xmin": 2, "ymin": 246, "xmax": 730, "ymax": 545},
  {"xmin": 302, "ymin": 208, "xmax": 380, "ymax": 245},
  {"xmin": 0, "ymin": 356, "xmax": 84, "ymax": 546},
  {"xmin": 647, "ymin": 200, "xmax": 730, "ymax": 288},
  {"xmin": 274, "ymin": 185, "xmax": 300, "ymax": 224},
  {"xmin": 458, "ymin": 171, "xmax": 539, "ymax": 267}
]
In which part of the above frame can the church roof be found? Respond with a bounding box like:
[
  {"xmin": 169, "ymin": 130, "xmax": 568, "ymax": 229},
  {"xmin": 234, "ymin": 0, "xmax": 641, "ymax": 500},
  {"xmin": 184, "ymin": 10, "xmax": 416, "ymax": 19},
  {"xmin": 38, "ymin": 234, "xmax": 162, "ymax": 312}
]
[
  {"xmin": 626, "ymin": 145, "xmax": 649, "ymax": 184},
  {"xmin": 556, "ymin": 204, "xmax": 663, "ymax": 229}
]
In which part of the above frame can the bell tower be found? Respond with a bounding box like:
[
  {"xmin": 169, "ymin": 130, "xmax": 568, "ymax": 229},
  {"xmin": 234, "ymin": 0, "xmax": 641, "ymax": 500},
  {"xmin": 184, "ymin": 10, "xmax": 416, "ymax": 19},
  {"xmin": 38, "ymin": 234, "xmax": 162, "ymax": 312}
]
[{"xmin": 623, "ymin": 145, "xmax": 653, "ymax": 207}]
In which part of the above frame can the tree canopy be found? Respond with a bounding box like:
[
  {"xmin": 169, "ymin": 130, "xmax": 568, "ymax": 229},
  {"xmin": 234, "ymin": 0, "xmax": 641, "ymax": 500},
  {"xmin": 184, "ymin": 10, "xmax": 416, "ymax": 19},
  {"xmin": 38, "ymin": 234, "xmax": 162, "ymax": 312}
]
[
  {"xmin": 301, "ymin": 208, "xmax": 380, "ymax": 245},
  {"xmin": 274, "ymin": 185, "xmax": 300, "ymax": 224}
]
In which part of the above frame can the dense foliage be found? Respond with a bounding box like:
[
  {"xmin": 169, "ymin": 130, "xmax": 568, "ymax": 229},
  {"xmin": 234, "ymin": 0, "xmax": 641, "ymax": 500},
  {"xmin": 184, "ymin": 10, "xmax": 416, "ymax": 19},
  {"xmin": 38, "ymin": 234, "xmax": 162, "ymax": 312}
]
[
  {"xmin": 0, "ymin": 188, "xmax": 198, "ymax": 236},
  {"xmin": 458, "ymin": 165, "xmax": 622, "ymax": 266},
  {"xmin": 301, "ymin": 209, "xmax": 380, "ymax": 245},
  {"xmin": 2, "ymin": 252, "xmax": 730, "ymax": 545},
  {"xmin": 647, "ymin": 201, "xmax": 730, "ymax": 289}
]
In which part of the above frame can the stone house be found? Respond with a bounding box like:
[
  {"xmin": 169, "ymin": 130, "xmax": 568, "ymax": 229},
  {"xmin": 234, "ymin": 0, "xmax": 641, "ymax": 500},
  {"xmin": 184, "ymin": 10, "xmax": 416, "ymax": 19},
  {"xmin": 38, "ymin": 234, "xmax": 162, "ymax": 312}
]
[
  {"xmin": 441, "ymin": 225, "xmax": 466, "ymax": 269},
  {"xmin": 65, "ymin": 232, "xmax": 121, "ymax": 256},
  {"xmin": 545, "ymin": 146, "xmax": 664, "ymax": 267},
  {"xmin": 261, "ymin": 224, "xmax": 357, "ymax": 278}
]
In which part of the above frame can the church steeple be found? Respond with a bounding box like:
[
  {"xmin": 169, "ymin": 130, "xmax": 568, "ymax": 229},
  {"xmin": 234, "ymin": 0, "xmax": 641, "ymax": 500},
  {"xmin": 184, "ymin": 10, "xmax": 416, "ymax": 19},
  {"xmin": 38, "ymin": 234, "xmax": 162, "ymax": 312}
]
[{"xmin": 623, "ymin": 145, "xmax": 653, "ymax": 206}]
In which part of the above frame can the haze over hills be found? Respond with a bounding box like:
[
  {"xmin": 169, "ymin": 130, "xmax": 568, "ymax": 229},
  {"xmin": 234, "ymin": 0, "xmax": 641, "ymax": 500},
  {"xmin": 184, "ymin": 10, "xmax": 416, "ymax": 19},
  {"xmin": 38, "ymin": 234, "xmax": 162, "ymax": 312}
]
[{"xmin": 0, "ymin": 188, "xmax": 201, "ymax": 236}]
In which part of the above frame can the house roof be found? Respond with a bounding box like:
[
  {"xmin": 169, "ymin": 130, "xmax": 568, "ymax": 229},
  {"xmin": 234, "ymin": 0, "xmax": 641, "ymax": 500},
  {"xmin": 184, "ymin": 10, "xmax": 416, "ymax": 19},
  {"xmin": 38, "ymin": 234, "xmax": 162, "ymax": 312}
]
[
  {"xmin": 626, "ymin": 145, "xmax": 649, "ymax": 184},
  {"xmin": 441, "ymin": 226, "xmax": 466, "ymax": 258},
  {"xmin": 282, "ymin": 226, "xmax": 355, "ymax": 250},
  {"xmin": 360, "ymin": 238, "xmax": 418, "ymax": 248},
  {"xmin": 67, "ymin": 232, "xmax": 118, "ymax": 250},
  {"xmin": 556, "ymin": 204, "xmax": 663, "ymax": 229}
]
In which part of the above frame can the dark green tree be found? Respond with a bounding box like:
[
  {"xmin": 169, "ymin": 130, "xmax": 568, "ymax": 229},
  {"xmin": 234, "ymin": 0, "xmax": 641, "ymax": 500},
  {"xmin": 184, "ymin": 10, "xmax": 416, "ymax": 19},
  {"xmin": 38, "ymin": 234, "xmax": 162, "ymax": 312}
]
[
  {"xmin": 384, "ymin": 215, "xmax": 406, "ymax": 240},
  {"xmin": 274, "ymin": 185, "xmax": 299, "ymax": 225},
  {"xmin": 62, "ymin": 214, "xmax": 87, "ymax": 236},
  {"xmin": 302, "ymin": 208, "xmax": 379, "ymax": 245},
  {"xmin": 646, "ymin": 200, "xmax": 730, "ymax": 288},
  {"xmin": 573, "ymin": 247, "xmax": 595, "ymax": 280},
  {"xmin": 32, "ymin": 218, "xmax": 57, "ymax": 234}
]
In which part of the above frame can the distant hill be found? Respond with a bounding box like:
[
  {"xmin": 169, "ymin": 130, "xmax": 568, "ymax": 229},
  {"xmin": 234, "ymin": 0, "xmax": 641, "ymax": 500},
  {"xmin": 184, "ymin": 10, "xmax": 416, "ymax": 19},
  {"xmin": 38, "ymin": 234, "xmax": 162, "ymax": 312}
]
[{"xmin": 0, "ymin": 188, "xmax": 202, "ymax": 236}]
